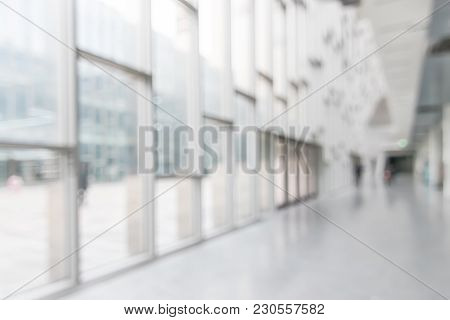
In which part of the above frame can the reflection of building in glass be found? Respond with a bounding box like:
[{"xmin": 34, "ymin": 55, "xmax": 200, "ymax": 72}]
[
  {"xmin": 0, "ymin": 39, "xmax": 57, "ymax": 145},
  {"xmin": 78, "ymin": 62, "xmax": 137, "ymax": 183}
]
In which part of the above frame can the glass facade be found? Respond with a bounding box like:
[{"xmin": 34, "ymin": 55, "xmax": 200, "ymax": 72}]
[
  {"xmin": 77, "ymin": 0, "xmax": 145, "ymax": 70},
  {"xmin": 152, "ymin": 0, "xmax": 200, "ymax": 252},
  {"xmin": 0, "ymin": 148, "xmax": 69, "ymax": 297},
  {"xmin": 78, "ymin": 60, "xmax": 145, "ymax": 274},
  {"xmin": 201, "ymin": 119, "xmax": 232, "ymax": 235},
  {"xmin": 0, "ymin": 0, "xmax": 62, "ymax": 145},
  {"xmin": 0, "ymin": 0, "xmax": 330, "ymax": 298},
  {"xmin": 234, "ymin": 93, "xmax": 256, "ymax": 223}
]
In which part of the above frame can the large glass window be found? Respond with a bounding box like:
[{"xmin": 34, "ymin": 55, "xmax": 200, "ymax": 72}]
[
  {"xmin": 231, "ymin": 0, "xmax": 254, "ymax": 93},
  {"xmin": 274, "ymin": 98, "xmax": 288, "ymax": 134},
  {"xmin": 201, "ymin": 119, "xmax": 232, "ymax": 236},
  {"xmin": 288, "ymin": 83, "xmax": 300, "ymax": 135},
  {"xmin": 306, "ymin": 144, "xmax": 320, "ymax": 197},
  {"xmin": 274, "ymin": 136, "xmax": 287, "ymax": 207},
  {"xmin": 78, "ymin": 60, "xmax": 146, "ymax": 274},
  {"xmin": 152, "ymin": 0, "xmax": 199, "ymax": 251},
  {"xmin": 0, "ymin": 148, "xmax": 70, "ymax": 296},
  {"xmin": 0, "ymin": 0, "xmax": 325, "ymax": 299},
  {"xmin": 77, "ymin": 0, "xmax": 145, "ymax": 70},
  {"xmin": 256, "ymin": 76, "xmax": 274, "ymax": 213},
  {"xmin": 234, "ymin": 93, "xmax": 256, "ymax": 223},
  {"xmin": 0, "ymin": 0, "xmax": 63, "ymax": 145},
  {"xmin": 255, "ymin": 0, "xmax": 272, "ymax": 76},
  {"xmin": 299, "ymin": 143, "xmax": 310, "ymax": 199},
  {"xmin": 155, "ymin": 177, "xmax": 198, "ymax": 251},
  {"xmin": 258, "ymin": 132, "xmax": 274, "ymax": 213},
  {"xmin": 256, "ymin": 76, "xmax": 273, "ymax": 126},
  {"xmin": 286, "ymin": 0, "xmax": 298, "ymax": 82},
  {"xmin": 0, "ymin": 0, "xmax": 74, "ymax": 298},
  {"xmin": 199, "ymin": 0, "xmax": 229, "ymax": 119},
  {"xmin": 152, "ymin": 0, "xmax": 196, "ymax": 128},
  {"xmin": 287, "ymin": 140, "xmax": 298, "ymax": 203},
  {"xmin": 273, "ymin": 0, "xmax": 287, "ymax": 98}
]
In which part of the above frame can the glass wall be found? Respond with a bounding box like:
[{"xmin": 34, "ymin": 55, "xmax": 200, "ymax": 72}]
[
  {"xmin": 287, "ymin": 140, "xmax": 298, "ymax": 203},
  {"xmin": 299, "ymin": 144, "xmax": 309, "ymax": 199},
  {"xmin": 274, "ymin": 136, "xmax": 287, "ymax": 207},
  {"xmin": 234, "ymin": 93, "xmax": 256, "ymax": 223},
  {"xmin": 0, "ymin": 149, "xmax": 70, "ymax": 296},
  {"xmin": 256, "ymin": 77, "xmax": 274, "ymax": 215},
  {"xmin": 0, "ymin": 0, "xmax": 323, "ymax": 297},
  {"xmin": 77, "ymin": 0, "xmax": 144, "ymax": 70},
  {"xmin": 255, "ymin": 0, "xmax": 272, "ymax": 76},
  {"xmin": 201, "ymin": 119, "xmax": 232, "ymax": 235},
  {"xmin": 199, "ymin": 0, "xmax": 229, "ymax": 119},
  {"xmin": 78, "ymin": 60, "xmax": 146, "ymax": 274},
  {"xmin": 0, "ymin": 0, "xmax": 62, "ymax": 145},
  {"xmin": 258, "ymin": 132, "xmax": 274, "ymax": 213},
  {"xmin": 0, "ymin": 0, "xmax": 74, "ymax": 297},
  {"xmin": 273, "ymin": 0, "xmax": 287, "ymax": 99},
  {"xmin": 231, "ymin": 0, "xmax": 254, "ymax": 93},
  {"xmin": 152, "ymin": 0, "xmax": 200, "ymax": 252},
  {"xmin": 306, "ymin": 144, "xmax": 320, "ymax": 197},
  {"xmin": 199, "ymin": 0, "xmax": 233, "ymax": 235}
]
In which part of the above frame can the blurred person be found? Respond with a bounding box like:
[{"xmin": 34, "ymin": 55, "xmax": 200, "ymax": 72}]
[
  {"xmin": 354, "ymin": 162, "xmax": 363, "ymax": 187},
  {"xmin": 6, "ymin": 174, "xmax": 23, "ymax": 191},
  {"xmin": 78, "ymin": 162, "xmax": 90, "ymax": 206},
  {"xmin": 384, "ymin": 164, "xmax": 395, "ymax": 185}
]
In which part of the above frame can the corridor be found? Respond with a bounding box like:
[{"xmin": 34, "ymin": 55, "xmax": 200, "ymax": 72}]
[{"xmin": 64, "ymin": 176, "xmax": 450, "ymax": 300}]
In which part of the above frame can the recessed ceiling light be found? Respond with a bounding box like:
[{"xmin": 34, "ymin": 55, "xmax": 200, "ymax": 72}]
[{"xmin": 397, "ymin": 138, "xmax": 408, "ymax": 149}]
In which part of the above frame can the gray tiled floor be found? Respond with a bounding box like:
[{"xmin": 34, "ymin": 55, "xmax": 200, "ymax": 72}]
[{"xmin": 63, "ymin": 176, "xmax": 450, "ymax": 299}]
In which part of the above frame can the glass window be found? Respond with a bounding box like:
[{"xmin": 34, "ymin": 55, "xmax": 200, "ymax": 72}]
[
  {"xmin": 288, "ymin": 83, "xmax": 299, "ymax": 134},
  {"xmin": 155, "ymin": 177, "xmax": 198, "ymax": 251},
  {"xmin": 231, "ymin": 0, "xmax": 254, "ymax": 93},
  {"xmin": 201, "ymin": 119, "xmax": 232, "ymax": 236},
  {"xmin": 256, "ymin": 76, "xmax": 273, "ymax": 126},
  {"xmin": 286, "ymin": 1, "xmax": 298, "ymax": 82},
  {"xmin": 0, "ymin": 148, "xmax": 69, "ymax": 296},
  {"xmin": 77, "ymin": 0, "xmax": 144, "ymax": 69},
  {"xmin": 274, "ymin": 98, "xmax": 288, "ymax": 134},
  {"xmin": 274, "ymin": 136, "xmax": 287, "ymax": 207},
  {"xmin": 287, "ymin": 140, "xmax": 298, "ymax": 202},
  {"xmin": 255, "ymin": 0, "xmax": 272, "ymax": 75},
  {"xmin": 258, "ymin": 132, "xmax": 274, "ymax": 213},
  {"xmin": 297, "ymin": 4, "xmax": 308, "ymax": 78},
  {"xmin": 152, "ymin": 0, "xmax": 199, "ymax": 251},
  {"xmin": 199, "ymin": 0, "xmax": 229, "ymax": 118},
  {"xmin": 152, "ymin": 0, "xmax": 196, "ymax": 125},
  {"xmin": 306, "ymin": 145, "xmax": 320, "ymax": 196},
  {"xmin": 273, "ymin": 0, "xmax": 287, "ymax": 98},
  {"xmin": 77, "ymin": 60, "xmax": 146, "ymax": 274},
  {"xmin": 299, "ymin": 143, "xmax": 309, "ymax": 199},
  {"xmin": 234, "ymin": 94, "xmax": 256, "ymax": 223},
  {"xmin": 0, "ymin": 0, "xmax": 63, "ymax": 144},
  {"xmin": 152, "ymin": 0, "xmax": 197, "ymax": 175}
]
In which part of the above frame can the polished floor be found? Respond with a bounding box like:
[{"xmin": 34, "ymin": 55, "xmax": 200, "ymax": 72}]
[{"xmin": 63, "ymin": 175, "xmax": 450, "ymax": 299}]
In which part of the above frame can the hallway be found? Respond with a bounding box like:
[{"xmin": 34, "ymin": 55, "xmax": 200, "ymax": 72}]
[{"xmin": 64, "ymin": 176, "xmax": 450, "ymax": 300}]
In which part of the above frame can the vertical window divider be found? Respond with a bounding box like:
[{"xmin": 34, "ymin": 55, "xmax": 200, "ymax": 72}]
[
  {"xmin": 66, "ymin": 0, "xmax": 80, "ymax": 287},
  {"xmin": 139, "ymin": 0, "xmax": 155, "ymax": 260}
]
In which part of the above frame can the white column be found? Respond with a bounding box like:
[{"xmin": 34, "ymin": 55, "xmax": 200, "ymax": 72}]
[
  {"xmin": 442, "ymin": 106, "xmax": 450, "ymax": 197},
  {"xmin": 374, "ymin": 152, "xmax": 386, "ymax": 186},
  {"xmin": 428, "ymin": 125, "xmax": 443, "ymax": 188}
]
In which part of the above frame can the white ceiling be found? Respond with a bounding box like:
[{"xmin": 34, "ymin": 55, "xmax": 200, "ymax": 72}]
[{"xmin": 359, "ymin": 0, "xmax": 433, "ymax": 151}]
